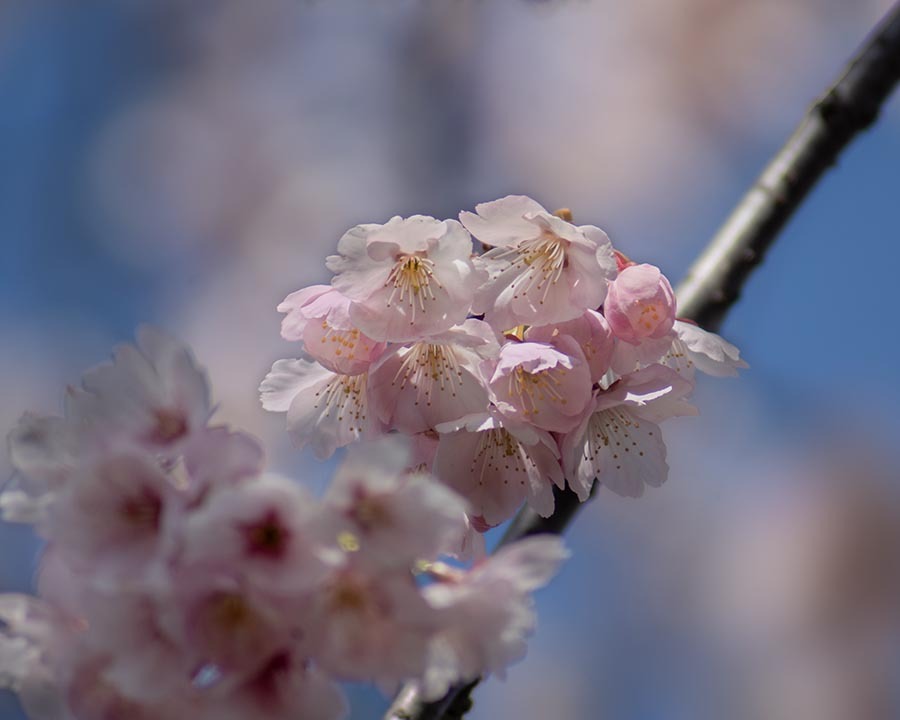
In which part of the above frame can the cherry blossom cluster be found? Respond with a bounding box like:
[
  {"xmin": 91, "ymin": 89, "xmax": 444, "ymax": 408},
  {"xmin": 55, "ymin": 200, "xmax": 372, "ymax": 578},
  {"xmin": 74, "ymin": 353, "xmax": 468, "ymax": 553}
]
[
  {"xmin": 262, "ymin": 195, "xmax": 746, "ymax": 528},
  {"xmin": 0, "ymin": 328, "xmax": 567, "ymax": 719}
]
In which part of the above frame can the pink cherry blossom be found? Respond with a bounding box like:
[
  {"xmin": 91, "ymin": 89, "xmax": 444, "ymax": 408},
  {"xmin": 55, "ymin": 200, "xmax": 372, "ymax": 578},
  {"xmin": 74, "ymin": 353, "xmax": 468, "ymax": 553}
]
[
  {"xmin": 434, "ymin": 408, "xmax": 564, "ymax": 526},
  {"xmin": 663, "ymin": 319, "xmax": 749, "ymax": 378},
  {"xmin": 561, "ymin": 364, "xmax": 697, "ymax": 499},
  {"xmin": 277, "ymin": 285, "xmax": 386, "ymax": 375},
  {"xmin": 368, "ymin": 319, "xmax": 499, "ymax": 434},
  {"xmin": 526, "ymin": 308, "xmax": 615, "ymax": 384},
  {"xmin": 304, "ymin": 560, "xmax": 437, "ymax": 690},
  {"xmin": 460, "ymin": 195, "xmax": 616, "ymax": 329},
  {"xmin": 604, "ymin": 263, "xmax": 677, "ymax": 344},
  {"xmin": 183, "ymin": 427, "xmax": 265, "ymax": 501},
  {"xmin": 165, "ymin": 572, "xmax": 288, "ymax": 679},
  {"xmin": 48, "ymin": 451, "xmax": 177, "ymax": 580},
  {"xmin": 420, "ymin": 536, "xmax": 569, "ymax": 698},
  {"xmin": 199, "ymin": 650, "xmax": 347, "ymax": 720},
  {"xmin": 2, "ymin": 413, "xmax": 75, "ymax": 524},
  {"xmin": 181, "ymin": 475, "xmax": 335, "ymax": 596},
  {"xmin": 67, "ymin": 326, "xmax": 211, "ymax": 455},
  {"xmin": 259, "ymin": 357, "xmax": 375, "ymax": 459},
  {"xmin": 487, "ymin": 338, "xmax": 592, "ymax": 434},
  {"xmin": 0, "ymin": 594, "xmax": 72, "ymax": 720},
  {"xmin": 326, "ymin": 215, "xmax": 482, "ymax": 342},
  {"xmin": 78, "ymin": 590, "xmax": 191, "ymax": 703},
  {"xmin": 322, "ymin": 437, "xmax": 469, "ymax": 568}
]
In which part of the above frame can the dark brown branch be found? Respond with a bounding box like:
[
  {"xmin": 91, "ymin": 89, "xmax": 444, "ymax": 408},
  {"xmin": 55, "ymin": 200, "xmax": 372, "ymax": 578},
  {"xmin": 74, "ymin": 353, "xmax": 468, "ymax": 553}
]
[{"xmin": 384, "ymin": 3, "xmax": 900, "ymax": 718}]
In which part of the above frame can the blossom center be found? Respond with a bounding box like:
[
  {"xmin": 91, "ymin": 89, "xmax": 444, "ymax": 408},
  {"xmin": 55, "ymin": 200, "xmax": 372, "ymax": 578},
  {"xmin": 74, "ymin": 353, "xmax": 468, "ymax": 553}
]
[
  {"xmin": 148, "ymin": 407, "xmax": 189, "ymax": 445},
  {"xmin": 119, "ymin": 486, "xmax": 163, "ymax": 531},
  {"xmin": 392, "ymin": 344, "xmax": 464, "ymax": 407},
  {"xmin": 313, "ymin": 373, "xmax": 367, "ymax": 434},
  {"xmin": 508, "ymin": 365, "xmax": 568, "ymax": 418},
  {"xmin": 385, "ymin": 254, "xmax": 441, "ymax": 316},
  {"xmin": 349, "ymin": 487, "xmax": 393, "ymax": 533},
  {"xmin": 471, "ymin": 429, "xmax": 533, "ymax": 487},
  {"xmin": 500, "ymin": 233, "xmax": 567, "ymax": 303},
  {"xmin": 241, "ymin": 510, "xmax": 292, "ymax": 559},
  {"xmin": 319, "ymin": 323, "xmax": 368, "ymax": 361}
]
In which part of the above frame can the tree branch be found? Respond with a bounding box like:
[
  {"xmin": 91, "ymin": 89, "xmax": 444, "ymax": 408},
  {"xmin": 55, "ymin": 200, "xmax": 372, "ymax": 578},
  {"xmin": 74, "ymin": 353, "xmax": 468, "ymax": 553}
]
[{"xmin": 384, "ymin": 3, "xmax": 900, "ymax": 718}]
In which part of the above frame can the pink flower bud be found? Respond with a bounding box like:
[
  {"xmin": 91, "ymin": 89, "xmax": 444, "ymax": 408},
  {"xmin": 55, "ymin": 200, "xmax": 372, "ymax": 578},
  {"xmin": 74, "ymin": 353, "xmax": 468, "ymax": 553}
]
[{"xmin": 604, "ymin": 264, "xmax": 676, "ymax": 344}]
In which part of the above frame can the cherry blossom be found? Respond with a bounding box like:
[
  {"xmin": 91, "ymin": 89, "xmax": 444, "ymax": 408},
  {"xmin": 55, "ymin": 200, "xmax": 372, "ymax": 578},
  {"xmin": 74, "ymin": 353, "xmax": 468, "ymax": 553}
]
[
  {"xmin": 487, "ymin": 337, "xmax": 592, "ymax": 434},
  {"xmin": 664, "ymin": 319, "xmax": 749, "ymax": 378},
  {"xmin": 326, "ymin": 215, "xmax": 482, "ymax": 342},
  {"xmin": 259, "ymin": 357, "xmax": 374, "ymax": 459},
  {"xmin": 460, "ymin": 195, "xmax": 616, "ymax": 329},
  {"xmin": 66, "ymin": 326, "xmax": 211, "ymax": 455},
  {"xmin": 421, "ymin": 536, "xmax": 569, "ymax": 699},
  {"xmin": 525, "ymin": 308, "xmax": 615, "ymax": 384},
  {"xmin": 368, "ymin": 319, "xmax": 499, "ymax": 434},
  {"xmin": 561, "ymin": 364, "xmax": 698, "ymax": 499},
  {"xmin": 604, "ymin": 263, "xmax": 677, "ymax": 344},
  {"xmin": 304, "ymin": 560, "xmax": 437, "ymax": 690},
  {"xmin": 322, "ymin": 437, "xmax": 469, "ymax": 567},
  {"xmin": 0, "ymin": 183, "xmax": 750, "ymax": 720},
  {"xmin": 277, "ymin": 284, "xmax": 386, "ymax": 375},
  {"xmin": 434, "ymin": 408, "xmax": 565, "ymax": 526}
]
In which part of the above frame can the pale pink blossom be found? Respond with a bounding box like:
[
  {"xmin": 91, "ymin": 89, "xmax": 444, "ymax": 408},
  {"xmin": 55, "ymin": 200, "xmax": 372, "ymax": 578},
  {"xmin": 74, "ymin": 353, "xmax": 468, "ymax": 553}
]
[
  {"xmin": 608, "ymin": 319, "xmax": 748, "ymax": 381},
  {"xmin": 487, "ymin": 338, "xmax": 592, "ymax": 434},
  {"xmin": 164, "ymin": 572, "xmax": 288, "ymax": 679},
  {"xmin": 326, "ymin": 215, "xmax": 482, "ymax": 342},
  {"xmin": 64, "ymin": 654, "xmax": 200, "ymax": 720},
  {"xmin": 323, "ymin": 437, "xmax": 469, "ymax": 567},
  {"xmin": 0, "ymin": 594, "xmax": 72, "ymax": 720},
  {"xmin": 48, "ymin": 452, "xmax": 177, "ymax": 580},
  {"xmin": 561, "ymin": 364, "xmax": 697, "ymax": 499},
  {"xmin": 200, "ymin": 650, "xmax": 347, "ymax": 720},
  {"xmin": 460, "ymin": 195, "xmax": 616, "ymax": 328},
  {"xmin": 368, "ymin": 319, "xmax": 498, "ymax": 434},
  {"xmin": 2, "ymin": 414, "xmax": 75, "ymax": 524},
  {"xmin": 664, "ymin": 319, "xmax": 749, "ymax": 378},
  {"xmin": 182, "ymin": 475, "xmax": 335, "ymax": 596},
  {"xmin": 420, "ymin": 536, "xmax": 569, "ymax": 698},
  {"xmin": 604, "ymin": 263, "xmax": 677, "ymax": 344},
  {"xmin": 66, "ymin": 326, "xmax": 211, "ymax": 455},
  {"xmin": 434, "ymin": 408, "xmax": 564, "ymax": 526},
  {"xmin": 277, "ymin": 285, "xmax": 385, "ymax": 375},
  {"xmin": 526, "ymin": 308, "xmax": 615, "ymax": 384},
  {"xmin": 79, "ymin": 591, "xmax": 190, "ymax": 703},
  {"xmin": 183, "ymin": 427, "xmax": 265, "ymax": 501},
  {"xmin": 304, "ymin": 561, "xmax": 437, "ymax": 690},
  {"xmin": 259, "ymin": 357, "xmax": 375, "ymax": 459}
]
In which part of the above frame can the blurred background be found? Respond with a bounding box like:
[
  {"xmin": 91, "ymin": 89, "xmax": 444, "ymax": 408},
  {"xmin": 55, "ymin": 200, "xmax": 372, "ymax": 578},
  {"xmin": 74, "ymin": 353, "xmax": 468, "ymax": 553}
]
[{"xmin": 1, "ymin": 1, "xmax": 899, "ymax": 718}]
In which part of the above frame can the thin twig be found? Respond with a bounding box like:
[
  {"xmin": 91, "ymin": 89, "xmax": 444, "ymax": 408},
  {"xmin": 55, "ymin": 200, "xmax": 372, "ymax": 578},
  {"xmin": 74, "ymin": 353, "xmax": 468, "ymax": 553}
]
[{"xmin": 384, "ymin": 3, "xmax": 900, "ymax": 718}]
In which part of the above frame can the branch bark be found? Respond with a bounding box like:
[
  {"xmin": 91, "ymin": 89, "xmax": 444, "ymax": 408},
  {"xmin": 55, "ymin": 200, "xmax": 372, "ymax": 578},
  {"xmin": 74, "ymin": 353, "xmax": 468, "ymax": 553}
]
[{"xmin": 385, "ymin": 3, "xmax": 900, "ymax": 718}]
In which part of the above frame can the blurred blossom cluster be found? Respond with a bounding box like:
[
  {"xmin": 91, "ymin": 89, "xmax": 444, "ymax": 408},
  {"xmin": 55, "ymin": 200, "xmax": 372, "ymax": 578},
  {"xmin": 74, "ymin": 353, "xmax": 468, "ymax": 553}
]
[{"xmin": 0, "ymin": 329, "xmax": 568, "ymax": 719}]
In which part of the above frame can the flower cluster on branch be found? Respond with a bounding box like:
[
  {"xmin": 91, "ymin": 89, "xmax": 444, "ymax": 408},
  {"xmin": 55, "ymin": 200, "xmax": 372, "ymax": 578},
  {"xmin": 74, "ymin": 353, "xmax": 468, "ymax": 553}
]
[{"xmin": 0, "ymin": 195, "xmax": 743, "ymax": 720}]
